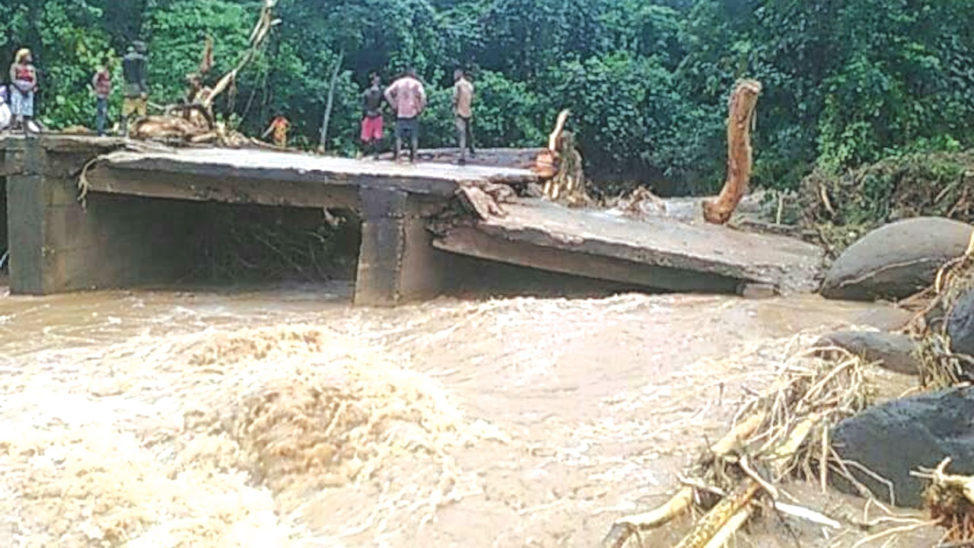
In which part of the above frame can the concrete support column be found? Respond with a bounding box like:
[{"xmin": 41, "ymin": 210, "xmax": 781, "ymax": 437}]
[
  {"xmin": 7, "ymin": 139, "xmax": 51, "ymax": 293},
  {"xmin": 6, "ymin": 138, "xmax": 195, "ymax": 294},
  {"xmin": 354, "ymin": 185, "xmax": 455, "ymax": 306}
]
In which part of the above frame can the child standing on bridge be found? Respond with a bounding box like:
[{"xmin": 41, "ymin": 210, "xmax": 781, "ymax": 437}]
[
  {"xmin": 263, "ymin": 115, "xmax": 290, "ymax": 148},
  {"xmin": 9, "ymin": 49, "xmax": 37, "ymax": 134}
]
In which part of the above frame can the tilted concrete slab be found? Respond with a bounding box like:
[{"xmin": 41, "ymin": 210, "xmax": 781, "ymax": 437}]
[
  {"xmin": 85, "ymin": 146, "xmax": 537, "ymax": 202},
  {"xmin": 433, "ymin": 199, "xmax": 825, "ymax": 294}
]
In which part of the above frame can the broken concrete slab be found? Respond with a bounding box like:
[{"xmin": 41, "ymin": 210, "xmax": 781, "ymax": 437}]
[{"xmin": 434, "ymin": 199, "xmax": 825, "ymax": 294}]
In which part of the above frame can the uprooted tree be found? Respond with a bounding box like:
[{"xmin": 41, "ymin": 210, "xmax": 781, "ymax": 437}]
[
  {"xmin": 130, "ymin": 0, "xmax": 280, "ymax": 145},
  {"xmin": 703, "ymin": 79, "xmax": 762, "ymax": 225}
]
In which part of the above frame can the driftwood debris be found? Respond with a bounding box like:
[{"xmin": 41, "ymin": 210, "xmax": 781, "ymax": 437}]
[
  {"xmin": 605, "ymin": 349, "xmax": 872, "ymax": 548},
  {"xmin": 131, "ymin": 0, "xmax": 279, "ymax": 145},
  {"xmin": 703, "ymin": 79, "xmax": 762, "ymax": 225},
  {"xmin": 916, "ymin": 458, "xmax": 974, "ymax": 543},
  {"xmin": 911, "ymin": 231, "xmax": 974, "ymax": 388},
  {"xmin": 535, "ymin": 110, "xmax": 587, "ymax": 204}
]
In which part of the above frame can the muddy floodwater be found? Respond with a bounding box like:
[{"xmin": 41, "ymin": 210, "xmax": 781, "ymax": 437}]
[{"xmin": 0, "ymin": 283, "xmax": 934, "ymax": 547}]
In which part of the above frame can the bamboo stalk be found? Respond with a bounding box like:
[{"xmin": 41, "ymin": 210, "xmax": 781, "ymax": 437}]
[
  {"xmin": 675, "ymin": 481, "xmax": 760, "ymax": 548},
  {"xmin": 603, "ymin": 412, "xmax": 768, "ymax": 548},
  {"xmin": 702, "ymin": 506, "xmax": 752, "ymax": 548}
]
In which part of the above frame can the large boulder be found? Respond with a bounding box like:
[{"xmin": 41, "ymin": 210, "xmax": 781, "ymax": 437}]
[
  {"xmin": 822, "ymin": 217, "xmax": 973, "ymax": 301},
  {"xmin": 947, "ymin": 289, "xmax": 974, "ymax": 356},
  {"xmin": 831, "ymin": 387, "xmax": 974, "ymax": 508},
  {"xmin": 814, "ymin": 330, "xmax": 920, "ymax": 375}
]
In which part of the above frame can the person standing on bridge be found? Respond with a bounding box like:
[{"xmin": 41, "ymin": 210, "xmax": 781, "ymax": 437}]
[
  {"xmin": 360, "ymin": 72, "xmax": 385, "ymax": 160},
  {"xmin": 91, "ymin": 57, "xmax": 113, "ymax": 137},
  {"xmin": 121, "ymin": 41, "xmax": 149, "ymax": 137},
  {"xmin": 263, "ymin": 114, "xmax": 290, "ymax": 148},
  {"xmin": 452, "ymin": 68, "xmax": 476, "ymax": 165},
  {"xmin": 9, "ymin": 49, "xmax": 38, "ymax": 134},
  {"xmin": 384, "ymin": 67, "xmax": 426, "ymax": 164},
  {"xmin": 0, "ymin": 87, "xmax": 11, "ymax": 132}
]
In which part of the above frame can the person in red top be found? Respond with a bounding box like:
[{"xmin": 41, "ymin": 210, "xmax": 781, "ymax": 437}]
[
  {"xmin": 9, "ymin": 48, "xmax": 37, "ymax": 133},
  {"xmin": 91, "ymin": 57, "xmax": 112, "ymax": 136},
  {"xmin": 262, "ymin": 115, "xmax": 290, "ymax": 148}
]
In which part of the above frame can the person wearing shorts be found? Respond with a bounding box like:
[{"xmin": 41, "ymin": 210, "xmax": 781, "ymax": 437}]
[
  {"xmin": 360, "ymin": 73, "xmax": 385, "ymax": 160},
  {"xmin": 384, "ymin": 67, "xmax": 426, "ymax": 163},
  {"xmin": 9, "ymin": 48, "xmax": 37, "ymax": 133}
]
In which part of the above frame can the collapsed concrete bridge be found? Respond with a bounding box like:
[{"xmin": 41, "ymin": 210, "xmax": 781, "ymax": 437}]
[{"xmin": 0, "ymin": 135, "xmax": 824, "ymax": 305}]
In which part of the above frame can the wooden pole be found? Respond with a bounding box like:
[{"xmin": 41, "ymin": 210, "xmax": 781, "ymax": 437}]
[
  {"xmin": 703, "ymin": 79, "xmax": 762, "ymax": 225},
  {"xmin": 319, "ymin": 51, "xmax": 344, "ymax": 152}
]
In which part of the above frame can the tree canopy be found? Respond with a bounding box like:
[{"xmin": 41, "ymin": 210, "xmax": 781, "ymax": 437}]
[{"xmin": 2, "ymin": 0, "xmax": 973, "ymax": 195}]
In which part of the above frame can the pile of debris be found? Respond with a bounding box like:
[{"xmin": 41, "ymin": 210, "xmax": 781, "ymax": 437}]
[
  {"xmin": 605, "ymin": 347, "xmax": 873, "ymax": 548},
  {"xmin": 130, "ymin": 0, "xmax": 280, "ymax": 147},
  {"xmin": 799, "ymin": 151, "xmax": 974, "ymax": 256},
  {"xmin": 605, "ymin": 227, "xmax": 974, "ymax": 547}
]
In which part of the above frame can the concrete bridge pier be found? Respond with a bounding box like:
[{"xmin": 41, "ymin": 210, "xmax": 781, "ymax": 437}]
[{"xmin": 354, "ymin": 186, "xmax": 459, "ymax": 306}]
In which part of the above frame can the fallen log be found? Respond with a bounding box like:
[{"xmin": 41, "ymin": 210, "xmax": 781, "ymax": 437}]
[{"xmin": 703, "ymin": 79, "xmax": 762, "ymax": 225}]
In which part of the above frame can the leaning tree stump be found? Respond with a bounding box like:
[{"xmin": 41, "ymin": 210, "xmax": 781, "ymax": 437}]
[{"xmin": 703, "ymin": 79, "xmax": 762, "ymax": 225}]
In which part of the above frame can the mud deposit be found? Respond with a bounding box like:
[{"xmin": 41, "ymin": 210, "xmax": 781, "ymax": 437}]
[{"xmin": 0, "ymin": 284, "xmax": 937, "ymax": 546}]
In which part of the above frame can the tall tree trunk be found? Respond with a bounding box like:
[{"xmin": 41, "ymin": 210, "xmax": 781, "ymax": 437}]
[
  {"xmin": 319, "ymin": 52, "xmax": 344, "ymax": 152},
  {"xmin": 703, "ymin": 79, "xmax": 762, "ymax": 225}
]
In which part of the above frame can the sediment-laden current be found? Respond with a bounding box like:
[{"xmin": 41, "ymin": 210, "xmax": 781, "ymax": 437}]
[{"xmin": 0, "ymin": 283, "xmax": 920, "ymax": 546}]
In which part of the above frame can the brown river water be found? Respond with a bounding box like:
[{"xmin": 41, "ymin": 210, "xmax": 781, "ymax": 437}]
[{"xmin": 0, "ymin": 282, "xmax": 939, "ymax": 547}]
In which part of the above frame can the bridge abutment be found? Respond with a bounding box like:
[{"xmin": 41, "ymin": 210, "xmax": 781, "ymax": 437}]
[{"xmin": 6, "ymin": 139, "xmax": 195, "ymax": 293}]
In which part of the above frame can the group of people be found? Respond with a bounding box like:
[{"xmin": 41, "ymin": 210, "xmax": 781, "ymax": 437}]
[
  {"xmin": 90, "ymin": 40, "xmax": 150, "ymax": 137},
  {"xmin": 362, "ymin": 67, "xmax": 476, "ymax": 164},
  {"xmin": 0, "ymin": 41, "xmax": 149, "ymax": 137},
  {"xmin": 2, "ymin": 42, "xmax": 478, "ymax": 165}
]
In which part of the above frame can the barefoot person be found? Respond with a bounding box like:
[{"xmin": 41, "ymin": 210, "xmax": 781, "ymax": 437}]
[
  {"xmin": 360, "ymin": 72, "xmax": 385, "ymax": 160},
  {"xmin": 384, "ymin": 67, "xmax": 426, "ymax": 163},
  {"xmin": 121, "ymin": 41, "xmax": 149, "ymax": 136},
  {"xmin": 9, "ymin": 49, "xmax": 38, "ymax": 133},
  {"xmin": 453, "ymin": 68, "xmax": 476, "ymax": 165},
  {"xmin": 91, "ymin": 57, "xmax": 112, "ymax": 136}
]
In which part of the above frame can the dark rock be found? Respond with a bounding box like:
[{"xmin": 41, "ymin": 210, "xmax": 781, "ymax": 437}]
[
  {"xmin": 822, "ymin": 217, "xmax": 973, "ymax": 301},
  {"xmin": 814, "ymin": 330, "xmax": 920, "ymax": 376},
  {"xmin": 831, "ymin": 387, "xmax": 974, "ymax": 508},
  {"xmin": 947, "ymin": 289, "xmax": 974, "ymax": 356}
]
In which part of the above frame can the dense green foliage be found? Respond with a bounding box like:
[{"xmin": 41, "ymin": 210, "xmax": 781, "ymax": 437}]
[{"xmin": 2, "ymin": 0, "xmax": 973, "ymax": 194}]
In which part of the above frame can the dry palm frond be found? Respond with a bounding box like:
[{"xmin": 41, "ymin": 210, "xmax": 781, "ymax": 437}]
[
  {"xmin": 911, "ymin": 231, "xmax": 974, "ymax": 389},
  {"xmin": 914, "ymin": 458, "xmax": 974, "ymax": 543},
  {"xmin": 605, "ymin": 349, "xmax": 875, "ymax": 548}
]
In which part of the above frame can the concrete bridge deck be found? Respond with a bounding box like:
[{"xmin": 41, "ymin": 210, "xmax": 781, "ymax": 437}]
[{"xmin": 1, "ymin": 135, "xmax": 824, "ymax": 304}]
